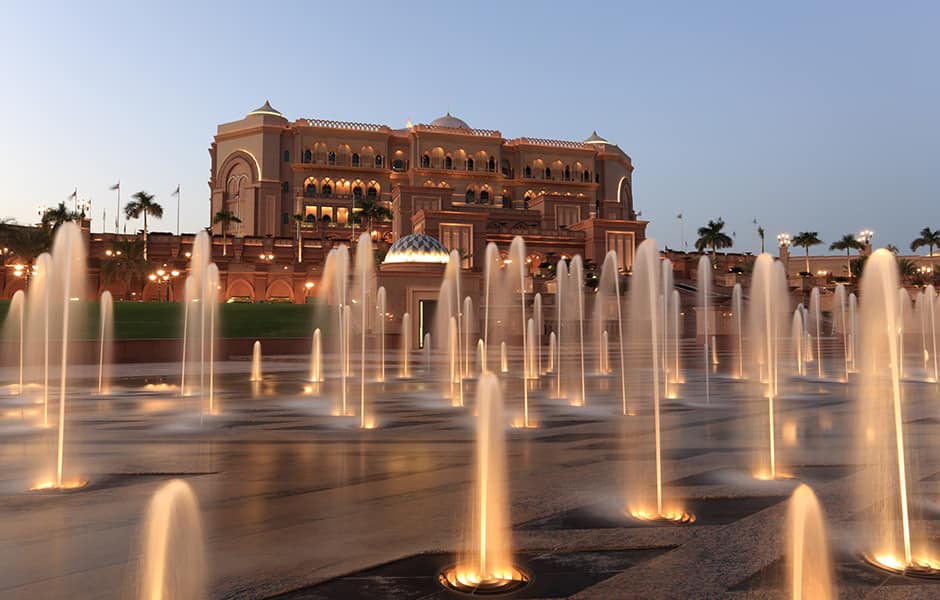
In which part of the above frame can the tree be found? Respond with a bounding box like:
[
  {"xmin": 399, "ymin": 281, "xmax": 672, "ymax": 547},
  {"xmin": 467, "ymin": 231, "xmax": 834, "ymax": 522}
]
[
  {"xmin": 757, "ymin": 225, "xmax": 765, "ymax": 254},
  {"xmin": 212, "ymin": 209, "xmax": 241, "ymax": 257},
  {"xmin": 910, "ymin": 227, "xmax": 940, "ymax": 258},
  {"xmin": 124, "ymin": 191, "xmax": 163, "ymax": 260},
  {"xmin": 792, "ymin": 231, "xmax": 823, "ymax": 275},
  {"xmin": 829, "ymin": 234, "xmax": 863, "ymax": 278},
  {"xmin": 885, "ymin": 244, "xmax": 900, "ymax": 254},
  {"xmin": 694, "ymin": 219, "xmax": 733, "ymax": 257},
  {"xmin": 0, "ymin": 222, "xmax": 52, "ymax": 285},
  {"xmin": 100, "ymin": 238, "xmax": 148, "ymax": 299},
  {"xmin": 897, "ymin": 258, "xmax": 918, "ymax": 284},
  {"xmin": 353, "ymin": 196, "xmax": 393, "ymax": 234},
  {"xmin": 41, "ymin": 201, "xmax": 81, "ymax": 231}
]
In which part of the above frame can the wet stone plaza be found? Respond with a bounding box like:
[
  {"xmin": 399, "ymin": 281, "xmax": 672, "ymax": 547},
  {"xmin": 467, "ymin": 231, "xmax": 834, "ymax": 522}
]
[{"xmin": 2, "ymin": 345, "xmax": 940, "ymax": 599}]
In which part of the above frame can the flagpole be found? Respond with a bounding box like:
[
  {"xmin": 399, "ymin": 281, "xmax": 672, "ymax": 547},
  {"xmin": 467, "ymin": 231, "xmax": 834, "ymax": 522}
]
[{"xmin": 177, "ymin": 185, "xmax": 180, "ymax": 236}]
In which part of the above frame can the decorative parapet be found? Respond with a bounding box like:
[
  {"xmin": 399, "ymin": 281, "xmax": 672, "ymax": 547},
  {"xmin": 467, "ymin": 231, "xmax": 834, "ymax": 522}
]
[
  {"xmin": 299, "ymin": 119, "xmax": 392, "ymax": 133},
  {"xmin": 506, "ymin": 137, "xmax": 588, "ymax": 149},
  {"xmin": 412, "ymin": 123, "xmax": 501, "ymax": 137}
]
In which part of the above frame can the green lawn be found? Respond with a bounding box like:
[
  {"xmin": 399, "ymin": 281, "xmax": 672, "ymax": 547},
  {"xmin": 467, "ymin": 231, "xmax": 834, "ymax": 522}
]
[{"xmin": 0, "ymin": 300, "xmax": 334, "ymax": 340}]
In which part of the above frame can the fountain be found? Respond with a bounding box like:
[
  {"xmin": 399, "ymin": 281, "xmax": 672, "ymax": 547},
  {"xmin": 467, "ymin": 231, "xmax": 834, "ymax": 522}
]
[
  {"xmin": 809, "ymin": 287, "xmax": 824, "ymax": 378},
  {"xmin": 791, "ymin": 310, "xmax": 806, "ymax": 377},
  {"xmin": 624, "ymin": 239, "xmax": 693, "ymax": 523},
  {"xmin": 424, "ymin": 333, "xmax": 431, "ymax": 374},
  {"xmin": 500, "ymin": 341, "xmax": 508, "ymax": 373},
  {"xmin": 547, "ymin": 331, "xmax": 555, "ymax": 373},
  {"xmin": 321, "ymin": 245, "xmax": 351, "ymax": 415},
  {"xmin": 399, "ymin": 314, "xmax": 411, "ymax": 378},
  {"xmin": 180, "ymin": 232, "xmax": 219, "ymax": 414},
  {"xmin": 376, "ymin": 286, "xmax": 386, "ymax": 382},
  {"xmin": 309, "ymin": 328, "xmax": 323, "ymax": 382},
  {"xmin": 788, "ymin": 484, "xmax": 835, "ymax": 600},
  {"xmin": 3, "ymin": 289, "xmax": 25, "ymax": 394},
  {"xmin": 449, "ymin": 316, "xmax": 462, "ymax": 406},
  {"xmin": 748, "ymin": 253, "xmax": 789, "ymax": 480},
  {"xmin": 732, "ymin": 283, "xmax": 744, "ymax": 379},
  {"xmin": 833, "ymin": 283, "xmax": 850, "ymax": 380},
  {"xmin": 30, "ymin": 222, "xmax": 87, "ymax": 490},
  {"xmin": 136, "ymin": 479, "xmax": 206, "ymax": 600},
  {"xmin": 596, "ymin": 251, "xmax": 628, "ymax": 413},
  {"xmin": 526, "ymin": 318, "xmax": 538, "ymax": 380},
  {"xmin": 857, "ymin": 249, "xmax": 940, "ymax": 575},
  {"xmin": 352, "ymin": 233, "xmax": 376, "ymax": 428},
  {"xmin": 97, "ymin": 291, "xmax": 113, "ymax": 395},
  {"xmin": 697, "ymin": 255, "xmax": 712, "ymax": 404},
  {"xmin": 927, "ymin": 285, "xmax": 939, "ymax": 383},
  {"xmin": 439, "ymin": 372, "xmax": 529, "ymax": 593},
  {"xmin": 555, "ymin": 256, "xmax": 587, "ymax": 405},
  {"xmin": 250, "ymin": 340, "xmax": 262, "ymax": 382},
  {"xmin": 23, "ymin": 253, "xmax": 53, "ymax": 424},
  {"xmin": 533, "ymin": 292, "xmax": 542, "ymax": 374}
]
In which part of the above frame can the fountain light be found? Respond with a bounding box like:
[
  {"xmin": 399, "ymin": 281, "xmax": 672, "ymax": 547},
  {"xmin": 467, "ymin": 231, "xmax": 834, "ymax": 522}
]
[
  {"xmin": 30, "ymin": 479, "xmax": 88, "ymax": 492},
  {"xmin": 438, "ymin": 565, "xmax": 530, "ymax": 594},
  {"xmin": 863, "ymin": 553, "xmax": 940, "ymax": 578},
  {"xmin": 629, "ymin": 507, "xmax": 695, "ymax": 524}
]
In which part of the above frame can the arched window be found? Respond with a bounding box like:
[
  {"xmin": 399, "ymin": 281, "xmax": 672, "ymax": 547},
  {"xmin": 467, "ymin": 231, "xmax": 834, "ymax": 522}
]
[
  {"xmin": 321, "ymin": 214, "xmax": 331, "ymax": 223},
  {"xmin": 321, "ymin": 183, "xmax": 332, "ymax": 196},
  {"xmin": 445, "ymin": 156, "xmax": 453, "ymax": 169},
  {"xmin": 305, "ymin": 213, "xmax": 316, "ymax": 223},
  {"xmin": 524, "ymin": 197, "xmax": 531, "ymax": 209},
  {"xmin": 595, "ymin": 173, "xmax": 600, "ymax": 183},
  {"xmin": 353, "ymin": 186, "xmax": 362, "ymax": 198},
  {"xmin": 392, "ymin": 158, "xmax": 404, "ymax": 171},
  {"xmin": 524, "ymin": 165, "xmax": 532, "ymax": 178},
  {"xmin": 480, "ymin": 189, "xmax": 490, "ymax": 202},
  {"xmin": 305, "ymin": 181, "xmax": 316, "ymax": 196},
  {"xmin": 421, "ymin": 154, "xmax": 430, "ymax": 168},
  {"xmin": 327, "ymin": 152, "xmax": 336, "ymax": 165},
  {"xmin": 467, "ymin": 158, "xmax": 474, "ymax": 171},
  {"xmin": 367, "ymin": 186, "xmax": 377, "ymax": 199},
  {"xmin": 352, "ymin": 153, "xmax": 360, "ymax": 167},
  {"xmin": 564, "ymin": 166, "xmax": 570, "ymax": 181},
  {"xmin": 502, "ymin": 195, "xmax": 512, "ymax": 208},
  {"xmin": 303, "ymin": 150, "xmax": 311, "ymax": 163},
  {"xmin": 281, "ymin": 181, "xmax": 289, "ymax": 193},
  {"xmin": 283, "ymin": 150, "xmax": 291, "ymax": 163},
  {"xmin": 465, "ymin": 189, "xmax": 475, "ymax": 203},
  {"xmin": 375, "ymin": 155, "xmax": 383, "ymax": 167},
  {"xmin": 544, "ymin": 167, "xmax": 551, "ymax": 179},
  {"xmin": 488, "ymin": 157, "xmax": 495, "ymax": 172}
]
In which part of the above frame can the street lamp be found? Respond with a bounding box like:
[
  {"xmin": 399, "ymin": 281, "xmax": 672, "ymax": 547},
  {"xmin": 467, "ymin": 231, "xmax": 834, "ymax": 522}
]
[
  {"xmin": 858, "ymin": 229, "xmax": 874, "ymax": 245},
  {"xmin": 776, "ymin": 232, "xmax": 791, "ymax": 248},
  {"xmin": 259, "ymin": 252, "xmax": 275, "ymax": 262},
  {"xmin": 148, "ymin": 266, "xmax": 180, "ymax": 302},
  {"xmin": 304, "ymin": 280, "xmax": 314, "ymax": 302}
]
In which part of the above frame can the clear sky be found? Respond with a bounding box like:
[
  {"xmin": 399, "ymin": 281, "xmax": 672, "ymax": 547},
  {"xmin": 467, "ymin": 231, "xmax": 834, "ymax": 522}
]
[{"xmin": 1, "ymin": 0, "xmax": 937, "ymax": 254}]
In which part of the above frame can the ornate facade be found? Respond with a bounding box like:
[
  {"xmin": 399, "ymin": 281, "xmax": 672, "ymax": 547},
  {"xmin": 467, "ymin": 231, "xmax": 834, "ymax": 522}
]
[{"xmin": 209, "ymin": 102, "xmax": 646, "ymax": 273}]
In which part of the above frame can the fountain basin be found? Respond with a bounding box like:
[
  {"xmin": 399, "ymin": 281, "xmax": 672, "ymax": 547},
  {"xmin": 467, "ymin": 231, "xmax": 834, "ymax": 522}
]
[
  {"xmin": 862, "ymin": 554, "xmax": 940, "ymax": 579},
  {"xmin": 438, "ymin": 564, "xmax": 530, "ymax": 594}
]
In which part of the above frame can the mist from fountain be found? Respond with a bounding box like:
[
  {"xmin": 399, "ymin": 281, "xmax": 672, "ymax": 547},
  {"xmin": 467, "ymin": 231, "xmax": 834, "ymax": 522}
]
[
  {"xmin": 136, "ymin": 479, "xmax": 206, "ymax": 600},
  {"xmin": 788, "ymin": 484, "xmax": 835, "ymax": 600}
]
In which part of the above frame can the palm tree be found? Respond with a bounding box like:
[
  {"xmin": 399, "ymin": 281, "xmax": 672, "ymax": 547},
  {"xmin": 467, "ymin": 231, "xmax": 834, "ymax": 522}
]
[
  {"xmin": 885, "ymin": 244, "xmax": 900, "ymax": 254},
  {"xmin": 910, "ymin": 227, "xmax": 940, "ymax": 258},
  {"xmin": 353, "ymin": 196, "xmax": 393, "ymax": 233},
  {"xmin": 212, "ymin": 209, "xmax": 241, "ymax": 257},
  {"xmin": 791, "ymin": 231, "xmax": 823, "ymax": 275},
  {"xmin": 0, "ymin": 222, "xmax": 53, "ymax": 285},
  {"xmin": 757, "ymin": 225, "xmax": 765, "ymax": 254},
  {"xmin": 829, "ymin": 233, "xmax": 863, "ymax": 278},
  {"xmin": 41, "ymin": 201, "xmax": 81, "ymax": 231},
  {"xmin": 100, "ymin": 239, "xmax": 148, "ymax": 299},
  {"xmin": 694, "ymin": 218, "xmax": 733, "ymax": 258},
  {"xmin": 897, "ymin": 258, "xmax": 918, "ymax": 284},
  {"xmin": 124, "ymin": 191, "xmax": 163, "ymax": 260}
]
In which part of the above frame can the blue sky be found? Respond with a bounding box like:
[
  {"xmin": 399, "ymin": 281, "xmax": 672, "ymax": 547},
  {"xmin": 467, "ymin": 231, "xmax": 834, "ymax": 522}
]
[{"xmin": 1, "ymin": 0, "xmax": 937, "ymax": 254}]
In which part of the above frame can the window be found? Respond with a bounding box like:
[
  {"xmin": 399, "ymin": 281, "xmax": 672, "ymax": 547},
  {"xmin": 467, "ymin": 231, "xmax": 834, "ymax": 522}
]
[
  {"xmin": 440, "ymin": 224, "xmax": 473, "ymax": 268},
  {"xmin": 305, "ymin": 182, "xmax": 316, "ymax": 196},
  {"xmin": 557, "ymin": 205, "xmax": 580, "ymax": 228},
  {"xmin": 488, "ymin": 157, "xmax": 495, "ymax": 172},
  {"xmin": 421, "ymin": 154, "xmax": 430, "ymax": 168},
  {"xmin": 352, "ymin": 153, "xmax": 360, "ymax": 167},
  {"xmin": 303, "ymin": 150, "xmax": 311, "ymax": 163},
  {"xmin": 524, "ymin": 197, "xmax": 530, "ymax": 209},
  {"xmin": 321, "ymin": 207, "xmax": 333, "ymax": 222},
  {"xmin": 328, "ymin": 152, "xmax": 336, "ymax": 165},
  {"xmin": 465, "ymin": 189, "xmax": 475, "ymax": 203},
  {"xmin": 353, "ymin": 186, "xmax": 362, "ymax": 198},
  {"xmin": 545, "ymin": 167, "xmax": 551, "ymax": 179},
  {"xmin": 321, "ymin": 183, "xmax": 332, "ymax": 196},
  {"xmin": 367, "ymin": 187, "xmax": 377, "ymax": 199},
  {"xmin": 281, "ymin": 181, "xmax": 289, "ymax": 193},
  {"xmin": 375, "ymin": 155, "xmax": 383, "ymax": 167},
  {"xmin": 564, "ymin": 166, "xmax": 570, "ymax": 181},
  {"xmin": 445, "ymin": 156, "xmax": 453, "ymax": 169},
  {"xmin": 524, "ymin": 165, "xmax": 532, "ymax": 178},
  {"xmin": 281, "ymin": 212, "xmax": 289, "ymax": 224},
  {"xmin": 392, "ymin": 158, "xmax": 404, "ymax": 171},
  {"xmin": 467, "ymin": 158, "xmax": 474, "ymax": 171},
  {"xmin": 336, "ymin": 207, "xmax": 349, "ymax": 225},
  {"xmin": 283, "ymin": 150, "xmax": 291, "ymax": 162},
  {"xmin": 595, "ymin": 173, "xmax": 600, "ymax": 183},
  {"xmin": 304, "ymin": 205, "xmax": 317, "ymax": 222},
  {"xmin": 606, "ymin": 232, "xmax": 634, "ymax": 271},
  {"xmin": 480, "ymin": 190, "xmax": 489, "ymax": 202}
]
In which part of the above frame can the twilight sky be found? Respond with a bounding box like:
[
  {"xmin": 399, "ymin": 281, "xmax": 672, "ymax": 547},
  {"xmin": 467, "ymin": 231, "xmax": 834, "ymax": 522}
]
[{"xmin": 1, "ymin": 0, "xmax": 937, "ymax": 254}]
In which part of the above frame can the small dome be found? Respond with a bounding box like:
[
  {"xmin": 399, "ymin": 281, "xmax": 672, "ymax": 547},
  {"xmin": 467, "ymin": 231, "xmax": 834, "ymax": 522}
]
[
  {"xmin": 248, "ymin": 100, "xmax": 283, "ymax": 117},
  {"xmin": 384, "ymin": 234, "xmax": 450, "ymax": 265},
  {"xmin": 430, "ymin": 112, "xmax": 470, "ymax": 129},
  {"xmin": 583, "ymin": 130, "xmax": 609, "ymax": 144}
]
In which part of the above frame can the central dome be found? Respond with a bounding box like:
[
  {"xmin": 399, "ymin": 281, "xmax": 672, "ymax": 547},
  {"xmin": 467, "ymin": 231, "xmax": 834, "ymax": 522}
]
[
  {"xmin": 384, "ymin": 234, "xmax": 450, "ymax": 264},
  {"xmin": 430, "ymin": 112, "xmax": 470, "ymax": 129}
]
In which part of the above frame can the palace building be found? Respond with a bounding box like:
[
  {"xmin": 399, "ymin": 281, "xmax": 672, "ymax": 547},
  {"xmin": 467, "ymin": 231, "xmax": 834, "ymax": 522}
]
[{"xmin": 209, "ymin": 102, "xmax": 646, "ymax": 274}]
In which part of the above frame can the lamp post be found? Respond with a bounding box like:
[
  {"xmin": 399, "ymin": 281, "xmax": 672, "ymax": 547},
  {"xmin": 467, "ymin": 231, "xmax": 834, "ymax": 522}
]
[
  {"xmin": 858, "ymin": 229, "xmax": 874, "ymax": 256},
  {"xmin": 148, "ymin": 267, "xmax": 180, "ymax": 302},
  {"xmin": 304, "ymin": 280, "xmax": 314, "ymax": 303}
]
